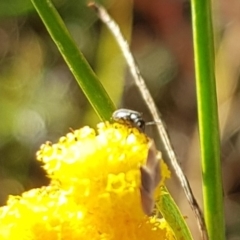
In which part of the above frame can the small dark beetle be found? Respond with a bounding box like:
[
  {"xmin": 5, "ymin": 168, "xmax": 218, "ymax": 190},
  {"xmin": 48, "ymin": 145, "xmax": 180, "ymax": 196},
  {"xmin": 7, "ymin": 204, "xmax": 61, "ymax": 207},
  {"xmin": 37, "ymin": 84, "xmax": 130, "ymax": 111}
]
[{"xmin": 112, "ymin": 109, "xmax": 145, "ymax": 131}]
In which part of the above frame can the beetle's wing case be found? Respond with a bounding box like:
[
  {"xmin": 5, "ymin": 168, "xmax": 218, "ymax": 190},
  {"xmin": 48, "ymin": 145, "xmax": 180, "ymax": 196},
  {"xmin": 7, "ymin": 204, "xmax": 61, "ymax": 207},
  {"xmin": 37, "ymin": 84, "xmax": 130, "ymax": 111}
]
[
  {"xmin": 112, "ymin": 109, "xmax": 145, "ymax": 131},
  {"xmin": 112, "ymin": 109, "xmax": 141, "ymax": 120}
]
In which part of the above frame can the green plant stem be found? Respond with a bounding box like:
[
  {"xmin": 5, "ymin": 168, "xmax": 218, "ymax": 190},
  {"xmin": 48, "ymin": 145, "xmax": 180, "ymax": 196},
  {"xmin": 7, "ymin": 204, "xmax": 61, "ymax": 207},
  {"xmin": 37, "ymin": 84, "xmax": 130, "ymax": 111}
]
[
  {"xmin": 191, "ymin": 1, "xmax": 225, "ymax": 239},
  {"xmin": 156, "ymin": 186, "xmax": 193, "ymax": 240},
  {"xmin": 31, "ymin": 0, "xmax": 115, "ymax": 121}
]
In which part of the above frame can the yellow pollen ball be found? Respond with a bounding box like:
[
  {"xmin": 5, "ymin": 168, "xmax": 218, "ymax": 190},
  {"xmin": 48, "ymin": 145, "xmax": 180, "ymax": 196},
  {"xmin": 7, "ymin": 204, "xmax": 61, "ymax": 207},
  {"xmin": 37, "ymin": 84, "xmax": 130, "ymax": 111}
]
[{"xmin": 0, "ymin": 122, "xmax": 174, "ymax": 240}]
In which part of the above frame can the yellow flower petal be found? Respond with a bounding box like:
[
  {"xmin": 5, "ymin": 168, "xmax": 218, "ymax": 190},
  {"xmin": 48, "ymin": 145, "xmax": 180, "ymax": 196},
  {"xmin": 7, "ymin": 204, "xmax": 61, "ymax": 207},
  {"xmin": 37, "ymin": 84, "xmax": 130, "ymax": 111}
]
[{"xmin": 0, "ymin": 122, "xmax": 174, "ymax": 239}]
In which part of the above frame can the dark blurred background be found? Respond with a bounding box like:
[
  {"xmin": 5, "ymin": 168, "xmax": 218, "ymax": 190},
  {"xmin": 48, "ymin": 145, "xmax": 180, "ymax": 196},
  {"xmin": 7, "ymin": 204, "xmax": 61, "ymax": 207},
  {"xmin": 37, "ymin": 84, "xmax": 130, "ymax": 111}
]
[{"xmin": 0, "ymin": 0, "xmax": 240, "ymax": 239}]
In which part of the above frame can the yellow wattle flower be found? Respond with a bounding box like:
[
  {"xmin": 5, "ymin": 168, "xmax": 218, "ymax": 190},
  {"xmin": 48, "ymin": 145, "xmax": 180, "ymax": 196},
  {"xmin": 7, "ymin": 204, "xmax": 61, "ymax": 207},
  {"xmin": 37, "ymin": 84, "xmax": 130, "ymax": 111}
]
[{"xmin": 0, "ymin": 122, "xmax": 174, "ymax": 239}]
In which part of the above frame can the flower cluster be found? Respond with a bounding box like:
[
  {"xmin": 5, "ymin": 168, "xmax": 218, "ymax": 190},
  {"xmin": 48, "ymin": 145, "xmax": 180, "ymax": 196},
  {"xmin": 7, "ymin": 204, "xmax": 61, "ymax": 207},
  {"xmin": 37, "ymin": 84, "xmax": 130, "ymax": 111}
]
[{"xmin": 0, "ymin": 122, "xmax": 173, "ymax": 239}]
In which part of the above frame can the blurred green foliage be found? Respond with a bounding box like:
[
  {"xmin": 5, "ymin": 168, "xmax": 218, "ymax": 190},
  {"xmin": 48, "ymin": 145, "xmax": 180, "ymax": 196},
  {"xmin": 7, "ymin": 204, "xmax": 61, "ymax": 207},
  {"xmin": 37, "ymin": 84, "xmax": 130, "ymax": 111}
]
[
  {"xmin": 0, "ymin": 0, "xmax": 33, "ymax": 17},
  {"xmin": 0, "ymin": 0, "xmax": 117, "ymax": 204}
]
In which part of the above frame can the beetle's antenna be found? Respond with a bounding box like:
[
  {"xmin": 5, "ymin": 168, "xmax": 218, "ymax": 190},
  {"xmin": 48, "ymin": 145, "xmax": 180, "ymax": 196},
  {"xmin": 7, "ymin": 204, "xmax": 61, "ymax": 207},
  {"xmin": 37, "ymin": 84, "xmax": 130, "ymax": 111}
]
[
  {"xmin": 145, "ymin": 121, "xmax": 161, "ymax": 126},
  {"xmin": 89, "ymin": 3, "xmax": 208, "ymax": 240}
]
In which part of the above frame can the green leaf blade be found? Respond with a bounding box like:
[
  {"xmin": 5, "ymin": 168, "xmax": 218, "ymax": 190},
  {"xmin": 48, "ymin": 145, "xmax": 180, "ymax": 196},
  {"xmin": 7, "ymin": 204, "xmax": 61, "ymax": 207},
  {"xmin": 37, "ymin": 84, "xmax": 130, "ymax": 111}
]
[{"xmin": 31, "ymin": 0, "xmax": 115, "ymax": 121}]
